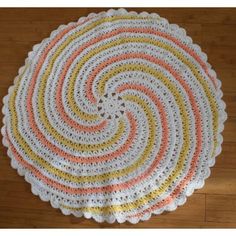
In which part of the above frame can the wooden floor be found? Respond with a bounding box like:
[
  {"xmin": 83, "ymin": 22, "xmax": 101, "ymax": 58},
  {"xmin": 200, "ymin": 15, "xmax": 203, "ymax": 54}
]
[{"xmin": 0, "ymin": 8, "xmax": 236, "ymax": 228}]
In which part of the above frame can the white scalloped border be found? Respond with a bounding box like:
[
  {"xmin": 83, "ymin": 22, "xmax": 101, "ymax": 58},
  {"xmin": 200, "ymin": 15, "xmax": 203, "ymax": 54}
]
[{"xmin": 1, "ymin": 8, "xmax": 227, "ymax": 224}]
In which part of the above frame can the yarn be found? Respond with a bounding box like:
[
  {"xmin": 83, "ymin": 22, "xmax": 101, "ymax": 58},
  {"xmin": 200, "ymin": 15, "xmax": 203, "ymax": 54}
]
[{"xmin": 1, "ymin": 8, "xmax": 227, "ymax": 223}]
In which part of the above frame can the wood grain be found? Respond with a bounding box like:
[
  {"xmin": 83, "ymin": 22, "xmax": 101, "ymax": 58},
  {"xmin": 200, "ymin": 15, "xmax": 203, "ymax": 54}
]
[{"xmin": 0, "ymin": 8, "xmax": 235, "ymax": 228}]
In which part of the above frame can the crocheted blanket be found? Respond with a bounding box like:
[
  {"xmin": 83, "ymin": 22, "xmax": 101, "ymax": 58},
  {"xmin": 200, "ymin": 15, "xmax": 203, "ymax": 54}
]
[{"xmin": 1, "ymin": 9, "xmax": 227, "ymax": 224}]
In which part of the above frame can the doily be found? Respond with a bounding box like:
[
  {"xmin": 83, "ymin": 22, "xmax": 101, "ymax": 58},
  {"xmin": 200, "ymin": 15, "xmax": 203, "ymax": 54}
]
[{"xmin": 1, "ymin": 8, "xmax": 227, "ymax": 224}]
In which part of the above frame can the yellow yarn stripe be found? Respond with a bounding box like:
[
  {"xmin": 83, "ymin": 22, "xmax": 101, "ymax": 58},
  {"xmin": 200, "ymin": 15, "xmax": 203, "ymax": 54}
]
[
  {"xmin": 8, "ymin": 15, "xmax": 218, "ymax": 213},
  {"xmin": 11, "ymin": 62, "xmax": 210, "ymax": 187},
  {"xmin": 60, "ymin": 65, "xmax": 191, "ymax": 213},
  {"xmin": 35, "ymin": 16, "xmax": 158, "ymax": 151},
  {"xmin": 9, "ymin": 78, "xmax": 156, "ymax": 182},
  {"xmin": 68, "ymin": 37, "xmax": 218, "ymax": 156},
  {"xmin": 38, "ymin": 93, "xmax": 126, "ymax": 151},
  {"xmin": 94, "ymin": 36, "xmax": 218, "ymax": 156},
  {"xmin": 11, "ymin": 63, "xmax": 189, "ymax": 212},
  {"xmin": 38, "ymin": 14, "xmax": 156, "ymax": 122},
  {"xmin": 36, "ymin": 16, "xmax": 217, "ymax": 156}
]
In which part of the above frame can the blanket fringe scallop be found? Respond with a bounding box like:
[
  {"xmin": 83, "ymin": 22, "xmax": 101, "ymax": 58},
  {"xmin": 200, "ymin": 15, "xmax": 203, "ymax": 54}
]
[{"xmin": 1, "ymin": 8, "xmax": 227, "ymax": 224}]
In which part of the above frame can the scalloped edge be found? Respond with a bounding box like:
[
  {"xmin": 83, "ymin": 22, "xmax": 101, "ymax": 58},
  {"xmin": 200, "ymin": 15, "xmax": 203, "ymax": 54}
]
[{"xmin": 1, "ymin": 8, "xmax": 227, "ymax": 224}]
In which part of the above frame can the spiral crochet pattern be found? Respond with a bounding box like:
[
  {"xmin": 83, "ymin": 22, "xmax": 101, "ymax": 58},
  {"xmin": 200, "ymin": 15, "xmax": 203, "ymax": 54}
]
[{"xmin": 2, "ymin": 9, "xmax": 227, "ymax": 223}]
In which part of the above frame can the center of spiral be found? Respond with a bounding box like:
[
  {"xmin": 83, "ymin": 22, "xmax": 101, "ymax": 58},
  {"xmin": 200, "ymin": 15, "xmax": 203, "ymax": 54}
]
[{"xmin": 97, "ymin": 92, "xmax": 126, "ymax": 120}]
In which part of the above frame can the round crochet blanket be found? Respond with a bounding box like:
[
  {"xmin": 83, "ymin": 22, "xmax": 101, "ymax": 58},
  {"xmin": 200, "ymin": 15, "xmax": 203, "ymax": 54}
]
[{"xmin": 2, "ymin": 9, "xmax": 227, "ymax": 223}]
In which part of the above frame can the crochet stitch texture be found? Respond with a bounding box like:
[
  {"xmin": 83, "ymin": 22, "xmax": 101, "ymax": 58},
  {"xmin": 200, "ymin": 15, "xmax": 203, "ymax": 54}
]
[{"xmin": 1, "ymin": 9, "xmax": 227, "ymax": 223}]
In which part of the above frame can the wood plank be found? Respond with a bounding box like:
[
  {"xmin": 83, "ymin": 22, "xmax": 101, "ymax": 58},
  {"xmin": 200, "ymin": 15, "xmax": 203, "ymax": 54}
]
[
  {"xmin": 219, "ymin": 92, "xmax": 235, "ymax": 117},
  {"xmin": 200, "ymin": 45, "xmax": 236, "ymax": 70},
  {"xmin": 0, "ymin": 157, "xmax": 24, "ymax": 182},
  {"xmin": 197, "ymin": 168, "xmax": 236, "ymax": 195},
  {"xmin": 206, "ymin": 194, "xmax": 236, "ymax": 223},
  {"xmin": 0, "ymin": 8, "xmax": 236, "ymax": 228},
  {"xmin": 215, "ymin": 142, "xmax": 236, "ymax": 169},
  {"xmin": 202, "ymin": 24, "xmax": 236, "ymax": 47},
  {"xmin": 175, "ymin": 23, "xmax": 202, "ymax": 44},
  {"xmin": 0, "ymin": 22, "xmax": 62, "ymax": 42},
  {"xmin": 0, "ymin": 42, "xmax": 35, "ymax": 63},
  {"xmin": 0, "ymin": 8, "xmax": 236, "ymax": 25},
  {"xmin": 154, "ymin": 8, "xmax": 236, "ymax": 24},
  {"xmin": 218, "ymin": 69, "xmax": 236, "ymax": 93},
  {"xmin": 0, "ymin": 8, "xmax": 92, "ymax": 23},
  {"xmin": 221, "ymin": 117, "xmax": 236, "ymax": 143}
]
